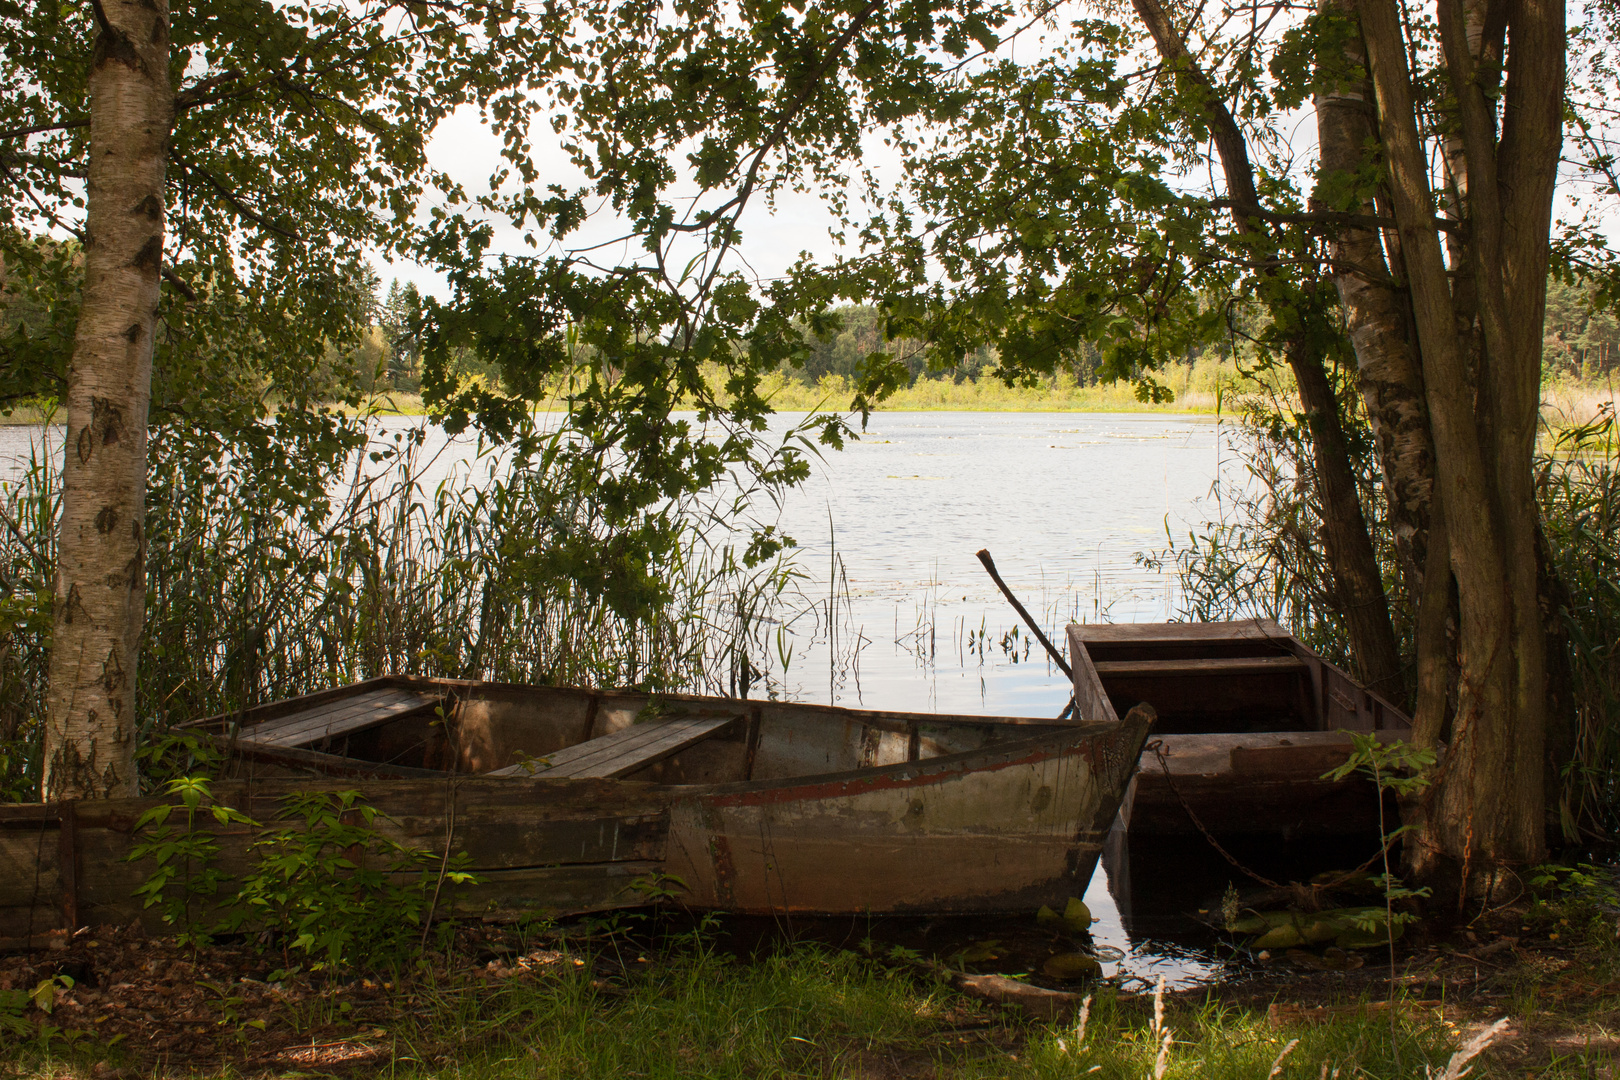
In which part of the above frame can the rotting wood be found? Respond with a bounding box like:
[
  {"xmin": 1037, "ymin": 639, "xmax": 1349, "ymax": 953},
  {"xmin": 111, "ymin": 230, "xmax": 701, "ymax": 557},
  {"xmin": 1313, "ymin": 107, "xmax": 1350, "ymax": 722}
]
[
  {"xmin": 1072, "ymin": 619, "xmax": 1415, "ymax": 842},
  {"xmin": 1091, "ymin": 657, "xmax": 1309, "ymax": 677},
  {"xmin": 941, "ymin": 969, "xmax": 1087, "ymax": 1022},
  {"xmin": 6, "ymin": 679, "xmax": 1153, "ymax": 929},
  {"xmin": 1070, "ymin": 618, "xmax": 1291, "ymax": 644},
  {"xmin": 488, "ymin": 715, "xmax": 740, "ymax": 779},
  {"xmin": 207, "ymin": 736, "xmax": 447, "ymax": 780},
  {"xmin": 57, "ymin": 801, "xmax": 77, "ymax": 932},
  {"xmin": 238, "ymin": 688, "xmax": 443, "ymax": 749}
]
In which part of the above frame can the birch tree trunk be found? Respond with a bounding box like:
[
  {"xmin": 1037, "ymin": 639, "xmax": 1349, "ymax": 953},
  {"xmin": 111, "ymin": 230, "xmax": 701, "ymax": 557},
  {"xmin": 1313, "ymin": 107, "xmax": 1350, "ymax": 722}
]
[{"xmin": 42, "ymin": 0, "xmax": 172, "ymax": 801}]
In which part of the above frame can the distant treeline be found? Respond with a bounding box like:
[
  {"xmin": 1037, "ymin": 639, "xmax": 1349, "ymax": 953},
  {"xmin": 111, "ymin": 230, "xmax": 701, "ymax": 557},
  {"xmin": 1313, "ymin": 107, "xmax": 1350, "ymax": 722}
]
[
  {"xmin": 1545, "ymin": 278, "xmax": 1620, "ymax": 381},
  {"xmin": 771, "ymin": 283, "xmax": 1620, "ymax": 388}
]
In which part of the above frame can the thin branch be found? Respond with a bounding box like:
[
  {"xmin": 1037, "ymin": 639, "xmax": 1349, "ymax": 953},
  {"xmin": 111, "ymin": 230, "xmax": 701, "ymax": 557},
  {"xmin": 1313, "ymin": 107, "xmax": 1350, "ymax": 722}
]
[
  {"xmin": 0, "ymin": 120, "xmax": 89, "ymax": 142},
  {"xmin": 1204, "ymin": 199, "xmax": 1463, "ymax": 234}
]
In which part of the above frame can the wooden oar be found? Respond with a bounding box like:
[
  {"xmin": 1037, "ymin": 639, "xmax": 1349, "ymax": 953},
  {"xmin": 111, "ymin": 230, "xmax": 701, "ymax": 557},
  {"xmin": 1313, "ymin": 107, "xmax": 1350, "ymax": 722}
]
[{"xmin": 975, "ymin": 548, "xmax": 1078, "ymax": 720}]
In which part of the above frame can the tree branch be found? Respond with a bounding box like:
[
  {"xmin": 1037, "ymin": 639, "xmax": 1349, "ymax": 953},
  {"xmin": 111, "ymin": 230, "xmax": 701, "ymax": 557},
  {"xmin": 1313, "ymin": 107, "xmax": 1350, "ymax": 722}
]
[
  {"xmin": 0, "ymin": 120, "xmax": 89, "ymax": 141},
  {"xmin": 1204, "ymin": 199, "xmax": 1462, "ymax": 234}
]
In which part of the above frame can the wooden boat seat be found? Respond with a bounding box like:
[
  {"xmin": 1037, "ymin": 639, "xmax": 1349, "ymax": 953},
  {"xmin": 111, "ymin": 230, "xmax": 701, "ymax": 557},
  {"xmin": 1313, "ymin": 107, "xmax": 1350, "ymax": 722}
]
[
  {"xmin": 236, "ymin": 687, "xmax": 444, "ymax": 749},
  {"xmin": 1090, "ymin": 656, "xmax": 1308, "ymax": 678},
  {"xmin": 491, "ymin": 714, "xmax": 740, "ymax": 779}
]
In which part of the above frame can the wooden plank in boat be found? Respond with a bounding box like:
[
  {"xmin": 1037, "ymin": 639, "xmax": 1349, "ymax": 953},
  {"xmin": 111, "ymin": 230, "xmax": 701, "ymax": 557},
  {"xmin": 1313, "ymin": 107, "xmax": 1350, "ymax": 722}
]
[
  {"xmin": 238, "ymin": 688, "xmax": 442, "ymax": 749},
  {"xmin": 1091, "ymin": 656, "xmax": 1309, "ymax": 678},
  {"xmin": 497, "ymin": 715, "xmax": 739, "ymax": 779},
  {"xmin": 1069, "ymin": 618, "xmax": 1290, "ymax": 643}
]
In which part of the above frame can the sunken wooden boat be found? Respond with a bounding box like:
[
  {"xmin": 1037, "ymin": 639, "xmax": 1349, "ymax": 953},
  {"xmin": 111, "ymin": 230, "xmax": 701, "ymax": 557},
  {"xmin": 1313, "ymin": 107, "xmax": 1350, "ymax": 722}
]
[
  {"xmin": 1067, "ymin": 619, "xmax": 1411, "ymax": 841},
  {"xmin": 1, "ymin": 679, "xmax": 1152, "ymax": 939}
]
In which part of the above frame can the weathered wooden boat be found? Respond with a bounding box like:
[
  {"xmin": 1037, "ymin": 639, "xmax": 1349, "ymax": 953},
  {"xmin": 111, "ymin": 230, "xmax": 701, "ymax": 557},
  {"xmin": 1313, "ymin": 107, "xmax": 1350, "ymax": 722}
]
[
  {"xmin": 1069, "ymin": 619, "xmax": 1413, "ymax": 930},
  {"xmin": 1, "ymin": 679, "xmax": 1152, "ymax": 939},
  {"xmin": 1067, "ymin": 619, "xmax": 1411, "ymax": 840}
]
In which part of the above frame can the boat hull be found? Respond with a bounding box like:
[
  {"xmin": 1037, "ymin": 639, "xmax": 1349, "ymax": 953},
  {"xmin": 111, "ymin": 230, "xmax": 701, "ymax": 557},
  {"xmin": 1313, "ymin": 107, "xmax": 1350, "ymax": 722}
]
[{"xmin": 666, "ymin": 713, "xmax": 1150, "ymax": 914}]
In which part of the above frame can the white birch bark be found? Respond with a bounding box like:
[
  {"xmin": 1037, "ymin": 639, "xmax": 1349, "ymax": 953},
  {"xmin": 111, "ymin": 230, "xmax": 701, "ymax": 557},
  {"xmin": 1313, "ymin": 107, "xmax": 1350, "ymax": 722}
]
[{"xmin": 43, "ymin": 0, "xmax": 172, "ymax": 801}]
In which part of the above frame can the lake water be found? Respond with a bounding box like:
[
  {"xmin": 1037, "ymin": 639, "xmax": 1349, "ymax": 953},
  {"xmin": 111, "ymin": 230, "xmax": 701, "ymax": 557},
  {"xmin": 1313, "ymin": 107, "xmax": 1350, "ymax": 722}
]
[{"xmin": 1, "ymin": 410, "xmax": 1248, "ymax": 986}]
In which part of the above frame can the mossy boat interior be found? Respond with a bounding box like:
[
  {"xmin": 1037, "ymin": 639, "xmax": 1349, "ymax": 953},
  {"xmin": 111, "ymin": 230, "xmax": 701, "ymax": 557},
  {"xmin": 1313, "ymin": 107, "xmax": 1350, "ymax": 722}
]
[{"xmin": 0, "ymin": 679, "xmax": 1153, "ymax": 941}]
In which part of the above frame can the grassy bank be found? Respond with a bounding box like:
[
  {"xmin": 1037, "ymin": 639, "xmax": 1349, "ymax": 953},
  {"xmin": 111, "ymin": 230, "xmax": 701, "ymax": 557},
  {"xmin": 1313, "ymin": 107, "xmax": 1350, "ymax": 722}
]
[
  {"xmin": 335, "ymin": 368, "xmax": 1618, "ymax": 421},
  {"xmin": 3, "ymin": 884, "xmax": 1614, "ymax": 1080}
]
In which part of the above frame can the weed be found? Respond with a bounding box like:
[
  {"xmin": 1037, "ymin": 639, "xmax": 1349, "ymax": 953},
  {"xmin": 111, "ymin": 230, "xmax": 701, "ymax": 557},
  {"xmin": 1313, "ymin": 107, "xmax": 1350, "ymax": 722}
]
[
  {"xmin": 225, "ymin": 789, "xmax": 478, "ymax": 972},
  {"xmin": 128, "ymin": 776, "xmax": 257, "ymax": 948}
]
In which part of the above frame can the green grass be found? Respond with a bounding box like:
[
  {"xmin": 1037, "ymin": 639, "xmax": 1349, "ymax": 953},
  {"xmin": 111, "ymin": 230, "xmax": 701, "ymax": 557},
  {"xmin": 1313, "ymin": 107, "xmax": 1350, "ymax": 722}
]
[{"xmin": 361, "ymin": 948, "xmax": 1472, "ymax": 1080}]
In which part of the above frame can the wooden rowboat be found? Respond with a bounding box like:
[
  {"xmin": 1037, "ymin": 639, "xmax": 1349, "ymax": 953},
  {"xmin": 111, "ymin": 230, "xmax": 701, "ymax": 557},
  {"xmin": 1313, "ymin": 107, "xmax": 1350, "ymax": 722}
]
[
  {"xmin": 1067, "ymin": 618, "xmax": 1412, "ymax": 840},
  {"xmin": 1, "ymin": 679, "xmax": 1151, "ymax": 938}
]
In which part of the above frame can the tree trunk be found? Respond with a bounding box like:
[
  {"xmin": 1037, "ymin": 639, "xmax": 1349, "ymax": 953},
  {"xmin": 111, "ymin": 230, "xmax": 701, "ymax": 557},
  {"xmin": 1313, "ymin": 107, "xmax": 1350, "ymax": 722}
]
[
  {"xmin": 1131, "ymin": 0, "xmax": 1404, "ymax": 694},
  {"xmin": 1311, "ymin": 3, "xmax": 1436, "ymax": 606},
  {"xmin": 42, "ymin": 0, "xmax": 172, "ymax": 801},
  {"xmin": 1358, "ymin": 0, "xmax": 1557, "ymax": 896},
  {"xmin": 1286, "ymin": 334, "xmax": 1405, "ymax": 695}
]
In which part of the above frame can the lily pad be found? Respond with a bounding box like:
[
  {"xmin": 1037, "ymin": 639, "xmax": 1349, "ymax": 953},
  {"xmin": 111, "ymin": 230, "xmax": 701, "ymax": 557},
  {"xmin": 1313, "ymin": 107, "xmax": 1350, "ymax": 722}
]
[
  {"xmin": 955, "ymin": 939, "xmax": 1003, "ymax": 964},
  {"xmin": 1036, "ymin": 897, "xmax": 1094, "ymax": 932},
  {"xmin": 1041, "ymin": 952, "xmax": 1102, "ymax": 980}
]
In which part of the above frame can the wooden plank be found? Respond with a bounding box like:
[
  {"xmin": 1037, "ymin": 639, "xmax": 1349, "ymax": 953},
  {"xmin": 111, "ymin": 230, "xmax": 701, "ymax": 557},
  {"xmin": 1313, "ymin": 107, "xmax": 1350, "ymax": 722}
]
[
  {"xmin": 232, "ymin": 690, "xmax": 407, "ymax": 746},
  {"xmin": 492, "ymin": 715, "xmax": 738, "ymax": 779},
  {"xmin": 549, "ymin": 715, "xmax": 737, "ymax": 778},
  {"xmin": 239, "ymin": 688, "xmax": 427, "ymax": 746},
  {"xmin": 211, "ymin": 737, "xmax": 448, "ymax": 779},
  {"xmin": 1065, "ymin": 628, "xmax": 1117, "ymax": 725},
  {"xmin": 240, "ymin": 689, "xmax": 441, "ymax": 749},
  {"xmin": 456, "ymin": 861, "xmax": 665, "ymax": 920},
  {"xmin": 1091, "ymin": 656, "xmax": 1309, "ymax": 678},
  {"xmin": 236, "ymin": 687, "xmax": 414, "ymax": 742},
  {"xmin": 183, "ymin": 676, "xmax": 406, "ymax": 734},
  {"xmin": 1068, "ymin": 618, "xmax": 1290, "ymax": 644}
]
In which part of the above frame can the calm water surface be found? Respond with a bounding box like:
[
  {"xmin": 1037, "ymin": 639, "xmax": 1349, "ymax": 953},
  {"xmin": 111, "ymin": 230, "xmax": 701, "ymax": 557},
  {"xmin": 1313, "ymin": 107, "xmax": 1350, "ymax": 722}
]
[{"xmin": 1, "ymin": 411, "xmax": 1249, "ymax": 986}]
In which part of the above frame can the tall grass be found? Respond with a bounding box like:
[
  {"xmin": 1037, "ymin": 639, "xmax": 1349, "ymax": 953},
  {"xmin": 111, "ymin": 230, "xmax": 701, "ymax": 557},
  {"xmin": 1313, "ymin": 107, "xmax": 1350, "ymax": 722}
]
[
  {"xmin": 0, "ymin": 411, "xmax": 800, "ymax": 800},
  {"xmin": 1538, "ymin": 407, "xmax": 1620, "ymax": 839},
  {"xmin": 716, "ymin": 356, "xmax": 1270, "ymax": 414}
]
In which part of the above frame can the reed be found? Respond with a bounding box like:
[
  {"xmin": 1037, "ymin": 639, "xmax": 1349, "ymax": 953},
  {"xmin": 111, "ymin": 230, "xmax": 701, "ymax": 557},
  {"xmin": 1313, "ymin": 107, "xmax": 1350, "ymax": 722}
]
[{"xmin": 0, "ymin": 413, "xmax": 798, "ymax": 799}]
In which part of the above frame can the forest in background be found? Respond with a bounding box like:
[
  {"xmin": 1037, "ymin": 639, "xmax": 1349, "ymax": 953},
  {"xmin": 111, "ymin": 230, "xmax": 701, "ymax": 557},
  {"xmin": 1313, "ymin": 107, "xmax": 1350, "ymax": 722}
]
[{"xmin": 279, "ymin": 275, "xmax": 1620, "ymax": 416}]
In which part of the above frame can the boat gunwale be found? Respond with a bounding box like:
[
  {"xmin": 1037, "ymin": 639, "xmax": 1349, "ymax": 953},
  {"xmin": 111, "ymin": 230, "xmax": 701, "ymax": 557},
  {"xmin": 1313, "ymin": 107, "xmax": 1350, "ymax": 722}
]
[
  {"xmin": 155, "ymin": 677, "xmax": 1147, "ymax": 807},
  {"xmin": 182, "ymin": 674, "xmax": 1094, "ymax": 740}
]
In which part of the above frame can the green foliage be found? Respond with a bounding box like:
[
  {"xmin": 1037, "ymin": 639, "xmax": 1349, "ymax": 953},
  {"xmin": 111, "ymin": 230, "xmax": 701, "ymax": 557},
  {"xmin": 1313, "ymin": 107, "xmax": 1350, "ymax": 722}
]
[
  {"xmin": 1147, "ymin": 376, "xmax": 1400, "ymax": 680},
  {"xmin": 1162, "ymin": 396, "xmax": 1620, "ymax": 837},
  {"xmin": 131, "ymin": 782, "xmax": 478, "ymax": 971},
  {"xmin": 0, "ymin": 431, "xmax": 54, "ymax": 801},
  {"xmin": 1527, "ymin": 862, "xmax": 1620, "ymax": 948},
  {"xmin": 224, "ymin": 789, "xmax": 477, "ymax": 972},
  {"xmin": 129, "ymin": 776, "xmax": 257, "ymax": 949},
  {"xmin": 1325, "ymin": 735, "xmax": 1435, "ymax": 954},
  {"xmin": 1539, "ymin": 410, "xmax": 1620, "ymax": 840},
  {"xmin": 378, "ymin": 943, "xmax": 1465, "ymax": 1080}
]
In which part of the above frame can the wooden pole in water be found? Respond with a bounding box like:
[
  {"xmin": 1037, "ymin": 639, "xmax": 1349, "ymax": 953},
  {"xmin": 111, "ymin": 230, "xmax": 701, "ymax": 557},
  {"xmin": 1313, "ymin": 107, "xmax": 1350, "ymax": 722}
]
[{"xmin": 975, "ymin": 549, "xmax": 1079, "ymax": 721}]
